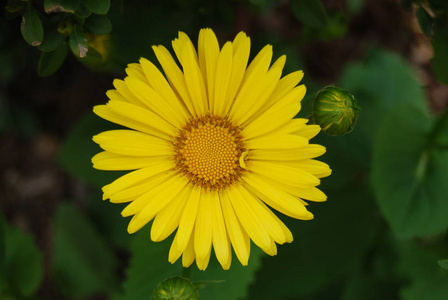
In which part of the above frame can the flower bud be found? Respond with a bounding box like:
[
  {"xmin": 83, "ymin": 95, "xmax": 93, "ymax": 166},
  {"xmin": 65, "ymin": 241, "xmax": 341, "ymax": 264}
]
[
  {"xmin": 57, "ymin": 20, "xmax": 73, "ymax": 36},
  {"xmin": 152, "ymin": 276, "xmax": 199, "ymax": 300},
  {"xmin": 312, "ymin": 86, "xmax": 360, "ymax": 136}
]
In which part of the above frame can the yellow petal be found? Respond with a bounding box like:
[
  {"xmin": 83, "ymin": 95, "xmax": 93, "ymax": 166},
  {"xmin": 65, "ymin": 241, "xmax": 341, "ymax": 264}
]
[
  {"xmin": 246, "ymin": 133, "xmax": 308, "ymax": 150},
  {"xmin": 113, "ymin": 79, "xmax": 143, "ymax": 106},
  {"xmin": 181, "ymin": 42, "xmax": 208, "ymax": 116},
  {"xmin": 106, "ymin": 100, "xmax": 178, "ymax": 138},
  {"xmin": 222, "ymin": 31, "xmax": 250, "ymax": 115},
  {"xmin": 169, "ymin": 232, "xmax": 182, "ymax": 264},
  {"xmin": 92, "ymin": 151, "xmax": 167, "ymax": 170},
  {"xmin": 150, "ymin": 186, "xmax": 192, "ymax": 242},
  {"xmin": 102, "ymin": 159, "xmax": 174, "ymax": 198},
  {"xmin": 177, "ymin": 186, "xmax": 201, "ymax": 252},
  {"xmin": 243, "ymin": 172, "xmax": 313, "ymax": 220},
  {"xmin": 194, "ymin": 189, "xmax": 213, "ymax": 270},
  {"xmin": 226, "ymin": 185, "xmax": 271, "ymax": 250},
  {"xmin": 213, "ymin": 41, "xmax": 233, "ymax": 115},
  {"xmin": 152, "ymin": 45, "xmax": 196, "ymax": 116},
  {"xmin": 125, "ymin": 63, "xmax": 149, "ymax": 85},
  {"xmin": 249, "ymin": 144, "xmax": 326, "ymax": 161},
  {"xmin": 220, "ymin": 191, "xmax": 250, "ymax": 266},
  {"xmin": 93, "ymin": 130, "xmax": 172, "ymax": 157},
  {"xmin": 125, "ymin": 77, "xmax": 185, "ymax": 128},
  {"xmin": 198, "ymin": 29, "xmax": 219, "ymax": 110},
  {"xmin": 210, "ymin": 191, "xmax": 231, "ymax": 270},
  {"xmin": 249, "ymin": 160, "xmax": 320, "ymax": 187},
  {"xmin": 182, "ymin": 233, "xmax": 196, "ymax": 268},
  {"xmin": 139, "ymin": 57, "xmax": 189, "ymax": 120}
]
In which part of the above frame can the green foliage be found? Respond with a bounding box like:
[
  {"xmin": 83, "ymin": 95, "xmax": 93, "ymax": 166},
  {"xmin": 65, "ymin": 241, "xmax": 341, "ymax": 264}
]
[
  {"xmin": 69, "ymin": 24, "xmax": 89, "ymax": 57},
  {"xmin": 290, "ymin": 0, "xmax": 327, "ymax": 29},
  {"xmin": 123, "ymin": 226, "xmax": 263, "ymax": 300},
  {"xmin": 52, "ymin": 202, "xmax": 119, "ymax": 298},
  {"xmin": 38, "ymin": 43, "xmax": 68, "ymax": 76},
  {"xmin": 84, "ymin": 14, "xmax": 112, "ymax": 35},
  {"xmin": 85, "ymin": 0, "xmax": 111, "ymax": 15},
  {"xmin": 432, "ymin": 22, "xmax": 448, "ymax": 84},
  {"xmin": 0, "ymin": 215, "xmax": 43, "ymax": 298},
  {"xmin": 398, "ymin": 242, "xmax": 448, "ymax": 300},
  {"xmin": 21, "ymin": 5, "xmax": 44, "ymax": 46},
  {"xmin": 372, "ymin": 103, "xmax": 448, "ymax": 238},
  {"xmin": 58, "ymin": 111, "xmax": 125, "ymax": 188},
  {"xmin": 248, "ymin": 184, "xmax": 378, "ymax": 299},
  {"xmin": 439, "ymin": 260, "xmax": 448, "ymax": 270}
]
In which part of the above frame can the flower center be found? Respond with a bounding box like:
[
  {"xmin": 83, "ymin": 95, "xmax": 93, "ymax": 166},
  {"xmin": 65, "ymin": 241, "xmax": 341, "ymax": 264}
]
[{"xmin": 173, "ymin": 115, "xmax": 246, "ymax": 190}]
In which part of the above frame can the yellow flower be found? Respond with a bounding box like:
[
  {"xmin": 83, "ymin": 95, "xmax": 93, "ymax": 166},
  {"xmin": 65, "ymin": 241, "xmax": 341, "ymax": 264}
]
[{"xmin": 92, "ymin": 28, "xmax": 331, "ymax": 270}]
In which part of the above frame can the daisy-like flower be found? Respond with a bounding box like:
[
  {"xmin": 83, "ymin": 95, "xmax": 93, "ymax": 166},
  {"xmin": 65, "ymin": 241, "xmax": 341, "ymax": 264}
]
[{"xmin": 92, "ymin": 28, "xmax": 331, "ymax": 270}]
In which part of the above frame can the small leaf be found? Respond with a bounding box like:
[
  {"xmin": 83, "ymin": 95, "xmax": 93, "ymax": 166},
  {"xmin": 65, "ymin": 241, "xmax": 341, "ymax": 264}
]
[
  {"xmin": 416, "ymin": 7, "xmax": 433, "ymax": 37},
  {"xmin": 372, "ymin": 102, "xmax": 448, "ymax": 238},
  {"xmin": 290, "ymin": 0, "xmax": 327, "ymax": 28},
  {"xmin": 21, "ymin": 6, "xmax": 44, "ymax": 46},
  {"xmin": 2, "ymin": 219, "xmax": 43, "ymax": 297},
  {"xmin": 84, "ymin": 0, "xmax": 110, "ymax": 15},
  {"xmin": 75, "ymin": 1, "xmax": 92, "ymax": 18},
  {"xmin": 84, "ymin": 14, "xmax": 112, "ymax": 35},
  {"xmin": 38, "ymin": 44, "xmax": 68, "ymax": 77},
  {"xmin": 69, "ymin": 24, "xmax": 88, "ymax": 57},
  {"xmin": 53, "ymin": 202, "xmax": 119, "ymax": 298},
  {"xmin": 38, "ymin": 30, "xmax": 66, "ymax": 52},
  {"xmin": 438, "ymin": 260, "xmax": 448, "ymax": 270},
  {"xmin": 44, "ymin": 0, "xmax": 81, "ymax": 14},
  {"xmin": 432, "ymin": 22, "xmax": 448, "ymax": 84}
]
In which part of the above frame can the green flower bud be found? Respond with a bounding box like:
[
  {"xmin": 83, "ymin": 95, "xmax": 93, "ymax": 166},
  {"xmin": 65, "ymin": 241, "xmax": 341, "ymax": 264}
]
[
  {"xmin": 57, "ymin": 20, "xmax": 74, "ymax": 36},
  {"xmin": 152, "ymin": 276, "xmax": 199, "ymax": 300},
  {"xmin": 312, "ymin": 86, "xmax": 360, "ymax": 136}
]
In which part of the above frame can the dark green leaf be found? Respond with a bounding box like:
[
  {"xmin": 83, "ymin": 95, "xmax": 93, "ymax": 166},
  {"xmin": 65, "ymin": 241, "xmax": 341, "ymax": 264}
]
[
  {"xmin": 191, "ymin": 248, "xmax": 263, "ymax": 300},
  {"xmin": 21, "ymin": 6, "xmax": 44, "ymax": 46},
  {"xmin": 248, "ymin": 184, "xmax": 378, "ymax": 299},
  {"xmin": 439, "ymin": 260, "xmax": 448, "ymax": 270},
  {"xmin": 69, "ymin": 24, "xmax": 88, "ymax": 57},
  {"xmin": 346, "ymin": 0, "xmax": 364, "ymax": 13},
  {"xmin": 416, "ymin": 7, "xmax": 433, "ymax": 37},
  {"xmin": 53, "ymin": 202, "xmax": 118, "ymax": 298},
  {"xmin": 123, "ymin": 228, "xmax": 183, "ymax": 300},
  {"xmin": 58, "ymin": 111, "xmax": 125, "ymax": 188},
  {"xmin": 84, "ymin": 14, "xmax": 112, "ymax": 35},
  {"xmin": 398, "ymin": 242, "xmax": 448, "ymax": 300},
  {"xmin": 2, "ymin": 220, "xmax": 43, "ymax": 297},
  {"xmin": 372, "ymin": 101, "xmax": 448, "ymax": 238},
  {"xmin": 38, "ymin": 30, "xmax": 66, "ymax": 52},
  {"xmin": 44, "ymin": 0, "xmax": 81, "ymax": 14},
  {"xmin": 290, "ymin": 0, "xmax": 327, "ymax": 28},
  {"xmin": 38, "ymin": 44, "xmax": 68, "ymax": 77},
  {"xmin": 75, "ymin": 1, "xmax": 92, "ymax": 18},
  {"xmin": 85, "ymin": 0, "xmax": 110, "ymax": 15},
  {"xmin": 432, "ymin": 22, "xmax": 448, "ymax": 84}
]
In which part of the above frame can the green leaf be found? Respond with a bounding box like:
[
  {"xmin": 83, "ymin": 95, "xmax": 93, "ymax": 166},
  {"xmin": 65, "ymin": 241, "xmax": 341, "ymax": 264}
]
[
  {"xmin": 53, "ymin": 202, "xmax": 119, "ymax": 298},
  {"xmin": 21, "ymin": 6, "xmax": 44, "ymax": 46},
  {"xmin": 69, "ymin": 24, "xmax": 88, "ymax": 57},
  {"xmin": 84, "ymin": 14, "xmax": 112, "ymax": 35},
  {"xmin": 432, "ymin": 22, "xmax": 448, "ymax": 84},
  {"xmin": 38, "ymin": 44, "xmax": 68, "ymax": 77},
  {"xmin": 372, "ymin": 101, "xmax": 448, "ymax": 238},
  {"xmin": 290, "ymin": 0, "xmax": 327, "ymax": 28},
  {"xmin": 44, "ymin": 0, "xmax": 81, "ymax": 13},
  {"xmin": 38, "ymin": 30, "xmax": 66, "ymax": 52},
  {"xmin": 75, "ymin": 1, "xmax": 92, "ymax": 18},
  {"xmin": 85, "ymin": 0, "xmax": 110, "ymax": 15},
  {"xmin": 398, "ymin": 242, "xmax": 448, "ymax": 300},
  {"xmin": 58, "ymin": 111, "xmax": 125, "ymax": 188},
  {"xmin": 122, "ymin": 228, "xmax": 183, "ymax": 300},
  {"xmin": 2, "ymin": 219, "xmax": 43, "ymax": 297},
  {"xmin": 248, "ymin": 184, "xmax": 378, "ymax": 299},
  {"xmin": 439, "ymin": 260, "xmax": 448, "ymax": 270},
  {"xmin": 191, "ymin": 248, "xmax": 263, "ymax": 300},
  {"xmin": 346, "ymin": 0, "xmax": 364, "ymax": 13},
  {"xmin": 123, "ymin": 226, "xmax": 263, "ymax": 300},
  {"xmin": 416, "ymin": 7, "xmax": 433, "ymax": 37}
]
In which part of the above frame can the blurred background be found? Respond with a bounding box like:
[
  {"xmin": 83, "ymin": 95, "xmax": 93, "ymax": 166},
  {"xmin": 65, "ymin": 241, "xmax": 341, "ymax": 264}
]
[{"xmin": 1, "ymin": 0, "xmax": 448, "ymax": 299}]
